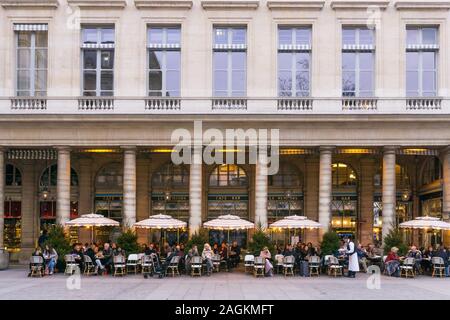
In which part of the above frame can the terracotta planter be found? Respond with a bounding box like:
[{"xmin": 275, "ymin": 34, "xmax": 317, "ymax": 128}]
[{"xmin": 0, "ymin": 249, "xmax": 9, "ymax": 270}]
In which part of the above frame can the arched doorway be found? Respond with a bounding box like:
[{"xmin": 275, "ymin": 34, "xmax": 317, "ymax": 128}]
[
  {"xmin": 4, "ymin": 164, "xmax": 22, "ymax": 252},
  {"xmin": 94, "ymin": 163, "xmax": 123, "ymax": 242},
  {"xmin": 268, "ymin": 162, "xmax": 304, "ymax": 244},
  {"xmin": 418, "ymin": 156, "xmax": 443, "ymax": 246},
  {"xmin": 207, "ymin": 164, "xmax": 249, "ymax": 246},
  {"xmin": 150, "ymin": 162, "xmax": 189, "ymax": 245},
  {"xmin": 331, "ymin": 162, "xmax": 358, "ymax": 238},
  {"xmin": 39, "ymin": 164, "xmax": 79, "ymax": 240}
]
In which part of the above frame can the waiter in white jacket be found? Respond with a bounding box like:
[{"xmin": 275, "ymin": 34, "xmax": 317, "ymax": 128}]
[{"xmin": 344, "ymin": 235, "xmax": 359, "ymax": 278}]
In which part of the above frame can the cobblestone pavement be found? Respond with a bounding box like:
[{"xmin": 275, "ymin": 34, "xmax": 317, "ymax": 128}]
[{"xmin": 0, "ymin": 267, "xmax": 449, "ymax": 300}]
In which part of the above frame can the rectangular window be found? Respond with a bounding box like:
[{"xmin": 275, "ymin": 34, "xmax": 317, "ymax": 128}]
[
  {"xmin": 277, "ymin": 27, "xmax": 311, "ymax": 97},
  {"xmin": 15, "ymin": 24, "xmax": 48, "ymax": 96},
  {"xmin": 342, "ymin": 27, "xmax": 375, "ymax": 97},
  {"xmin": 148, "ymin": 26, "xmax": 181, "ymax": 97},
  {"xmin": 213, "ymin": 27, "xmax": 247, "ymax": 97},
  {"xmin": 406, "ymin": 26, "xmax": 438, "ymax": 97},
  {"xmin": 81, "ymin": 26, "xmax": 115, "ymax": 96}
]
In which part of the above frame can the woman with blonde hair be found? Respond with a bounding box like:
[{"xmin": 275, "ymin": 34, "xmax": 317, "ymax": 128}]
[
  {"xmin": 260, "ymin": 246, "xmax": 273, "ymax": 277},
  {"xmin": 202, "ymin": 243, "xmax": 214, "ymax": 276},
  {"xmin": 385, "ymin": 246, "xmax": 401, "ymax": 276}
]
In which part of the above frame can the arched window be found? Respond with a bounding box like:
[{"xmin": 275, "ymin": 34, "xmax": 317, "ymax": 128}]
[
  {"xmin": 40, "ymin": 164, "xmax": 78, "ymax": 187},
  {"xmin": 421, "ymin": 157, "xmax": 442, "ymax": 185},
  {"xmin": 374, "ymin": 164, "xmax": 410, "ymax": 188},
  {"xmin": 332, "ymin": 162, "xmax": 357, "ymax": 187},
  {"xmin": 5, "ymin": 164, "xmax": 22, "ymax": 186},
  {"xmin": 209, "ymin": 164, "xmax": 248, "ymax": 187},
  {"xmin": 152, "ymin": 163, "xmax": 189, "ymax": 188},
  {"xmin": 95, "ymin": 163, "xmax": 123, "ymax": 189},
  {"xmin": 268, "ymin": 162, "xmax": 302, "ymax": 188}
]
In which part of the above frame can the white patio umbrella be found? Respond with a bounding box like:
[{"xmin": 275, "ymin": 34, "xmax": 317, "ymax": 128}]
[
  {"xmin": 65, "ymin": 213, "xmax": 120, "ymax": 243},
  {"xmin": 269, "ymin": 215, "xmax": 322, "ymax": 245},
  {"xmin": 269, "ymin": 215, "xmax": 322, "ymax": 229},
  {"xmin": 133, "ymin": 214, "xmax": 187, "ymax": 243},
  {"xmin": 203, "ymin": 214, "xmax": 254, "ymax": 242},
  {"xmin": 399, "ymin": 216, "xmax": 450, "ymax": 230}
]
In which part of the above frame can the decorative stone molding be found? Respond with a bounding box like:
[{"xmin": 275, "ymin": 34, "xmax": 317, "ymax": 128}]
[
  {"xmin": 330, "ymin": 0, "xmax": 390, "ymax": 10},
  {"xmin": 134, "ymin": 0, "xmax": 193, "ymax": 9},
  {"xmin": 201, "ymin": 0, "xmax": 259, "ymax": 10},
  {"xmin": 394, "ymin": 1, "xmax": 450, "ymax": 10},
  {"xmin": 66, "ymin": 0, "xmax": 127, "ymax": 9},
  {"xmin": 266, "ymin": 0, "xmax": 325, "ymax": 10},
  {"xmin": 0, "ymin": 0, "xmax": 58, "ymax": 9}
]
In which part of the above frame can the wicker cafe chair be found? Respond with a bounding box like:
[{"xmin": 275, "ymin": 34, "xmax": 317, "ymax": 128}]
[
  {"xmin": 327, "ymin": 256, "xmax": 343, "ymax": 277},
  {"xmin": 431, "ymin": 257, "xmax": 445, "ymax": 278},
  {"xmin": 83, "ymin": 255, "xmax": 96, "ymax": 276},
  {"xmin": 282, "ymin": 256, "xmax": 295, "ymax": 277},
  {"xmin": 126, "ymin": 254, "xmax": 139, "ymax": 275},
  {"xmin": 212, "ymin": 254, "xmax": 221, "ymax": 272},
  {"xmin": 190, "ymin": 256, "xmax": 203, "ymax": 277},
  {"xmin": 274, "ymin": 254, "xmax": 284, "ymax": 274},
  {"xmin": 141, "ymin": 255, "xmax": 153, "ymax": 277},
  {"xmin": 244, "ymin": 255, "xmax": 255, "ymax": 273},
  {"xmin": 113, "ymin": 255, "xmax": 126, "ymax": 277},
  {"xmin": 308, "ymin": 256, "xmax": 321, "ymax": 277},
  {"xmin": 167, "ymin": 255, "xmax": 181, "ymax": 277},
  {"xmin": 64, "ymin": 254, "xmax": 79, "ymax": 275},
  {"xmin": 400, "ymin": 257, "xmax": 415, "ymax": 278},
  {"xmin": 30, "ymin": 256, "xmax": 44, "ymax": 277},
  {"xmin": 253, "ymin": 256, "xmax": 265, "ymax": 278}
]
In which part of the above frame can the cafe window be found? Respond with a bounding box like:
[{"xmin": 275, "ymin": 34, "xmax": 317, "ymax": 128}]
[
  {"xmin": 332, "ymin": 162, "xmax": 357, "ymax": 187},
  {"xmin": 4, "ymin": 200, "xmax": 21, "ymax": 251},
  {"xmin": 151, "ymin": 163, "xmax": 189, "ymax": 188},
  {"xmin": 374, "ymin": 164, "xmax": 410, "ymax": 188},
  {"xmin": 81, "ymin": 26, "xmax": 115, "ymax": 96},
  {"xmin": 40, "ymin": 164, "xmax": 79, "ymax": 187},
  {"xmin": 208, "ymin": 194, "xmax": 248, "ymax": 219},
  {"xmin": 421, "ymin": 157, "xmax": 442, "ymax": 185},
  {"xmin": 268, "ymin": 162, "xmax": 302, "ymax": 188},
  {"xmin": 209, "ymin": 164, "xmax": 248, "ymax": 187},
  {"xmin": 5, "ymin": 164, "xmax": 21, "ymax": 186},
  {"xmin": 95, "ymin": 163, "xmax": 123, "ymax": 190},
  {"xmin": 331, "ymin": 197, "xmax": 357, "ymax": 238}
]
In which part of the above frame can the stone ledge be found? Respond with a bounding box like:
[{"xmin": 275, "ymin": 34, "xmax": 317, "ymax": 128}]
[
  {"xmin": 267, "ymin": 0, "xmax": 325, "ymax": 10},
  {"xmin": 201, "ymin": 0, "xmax": 259, "ymax": 10},
  {"xmin": 134, "ymin": 0, "xmax": 193, "ymax": 9},
  {"xmin": 66, "ymin": 0, "xmax": 127, "ymax": 9},
  {"xmin": 330, "ymin": 0, "xmax": 390, "ymax": 10},
  {"xmin": 394, "ymin": 1, "xmax": 450, "ymax": 10},
  {"xmin": 0, "ymin": 0, "xmax": 58, "ymax": 9}
]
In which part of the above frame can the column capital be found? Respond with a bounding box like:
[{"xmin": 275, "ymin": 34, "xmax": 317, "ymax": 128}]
[
  {"xmin": 54, "ymin": 146, "xmax": 71, "ymax": 152},
  {"xmin": 319, "ymin": 146, "xmax": 335, "ymax": 153},
  {"xmin": 121, "ymin": 145, "xmax": 137, "ymax": 152},
  {"xmin": 383, "ymin": 146, "xmax": 398, "ymax": 155}
]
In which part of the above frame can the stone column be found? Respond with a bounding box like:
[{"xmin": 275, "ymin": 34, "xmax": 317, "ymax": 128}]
[
  {"xmin": 304, "ymin": 156, "xmax": 319, "ymax": 244},
  {"xmin": 189, "ymin": 146, "xmax": 202, "ymax": 236},
  {"xmin": 318, "ymin": 147, "xmax": 333, "ymax": 237},
  {"xmin": 56, "ymin": 147, "xmax": 71, "ymax": 225},
  {"xmin": 136, "ymin": 158, "xmax": 149, "ymax": 244},
  {"xmin": 255, "ymin": 149, "xmax": 268, "ymax": 229},
  {"xmin": 0, "ymin": 149, "xmax": 4, "ymax": 248},
  {"xmin": 382, "ymin": 147, "xmax": 396, "ymax": 244},
  {"xmin": 20, "ymin": 161, "xmax": 36, "ymax": 262},
  {"xmin": 360, "ymin": 158, "xmax": 375, "ymax": 245},
  {"xmin": 78, "ymin": 157, "xmax": 93, "ymax": 215},
  {"xmin": 123, "ymin": 147, "xmax": 137, "ymax": 228}
]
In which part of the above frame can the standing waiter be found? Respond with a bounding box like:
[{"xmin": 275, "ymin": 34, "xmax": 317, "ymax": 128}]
[{"xmin": 345, "ymin": 235, "xmax": 359, "ymax": 278}]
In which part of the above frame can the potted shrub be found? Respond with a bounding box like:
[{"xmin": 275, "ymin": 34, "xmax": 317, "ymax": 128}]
[
  {"xmin": 185, "ymin": 228, "xmax": 209, "ymax": 253},
  {"xmin": 247, "ymin": 228, "xmax": 274, "ymax": 257},
  {"xmin": 320, "ymin": 231, "xmax": 341, "ymax": 256},
  {"xmin": 383, "ymin": 227, "xmax": 408, "ymax": 256},
  {"xmin": 117, "ymin": 229, "xmax": 140, "ymax": 255},
  {"xmin": 44, "ymin": 225, "xmax": 72, "ymax": 272}
]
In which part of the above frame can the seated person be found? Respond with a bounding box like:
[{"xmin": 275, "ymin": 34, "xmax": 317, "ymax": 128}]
[
  {"xmin": 85, "ymin": 244, "xmax": 105, "ymax": 275},
  {"xmin": 219, "ymin": 242, "xmax": 230, "ymax": 270},
  {"xmin": 282, "ymin": 244, "xmax": 295, "ymax": 257},
  {"xmin": 260, "ymin": 247, "xmax": 273, "ymax": 277},
  {"xmin": 101, "ymin": 242, "xmax": 113, "ymax": 273},
  {"xmin": 43, "ymin": 244, "xmax": 58, "ymax": 275},
  {"xmin": 202, "ymin": 243, "xmax": 214, "ymax": 276},
  {"xmin": 356, "ymin": 244, "xmax": 368, "ymax": 273},
  {"xmin": 185, "ymin": 245, "xmax": 199, "ymax": 274},
  {"xmin": 212, "ymin": 243, "xmax": 220, "ymax": 255},
  {"xmin": 71, "ymin": 243, "xmax": 84, "ymax": 272},
  {"xmin": 432, "ymin": 245, "xmax": 449, "ymax": 277},
  {"xmin": 385, "ymin": 247, "xmax": 401, "ymax": 277},
  {"xmin": 421, "ymin": 245, "xmax": 434, "ymax": 274},
  {"xmin": 406, "ymin": 245, "xmax": 422, "ymax": 274},
  {"xmin": 228, "ymin": 241, "xmax": 241, "ymax": 268}
]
